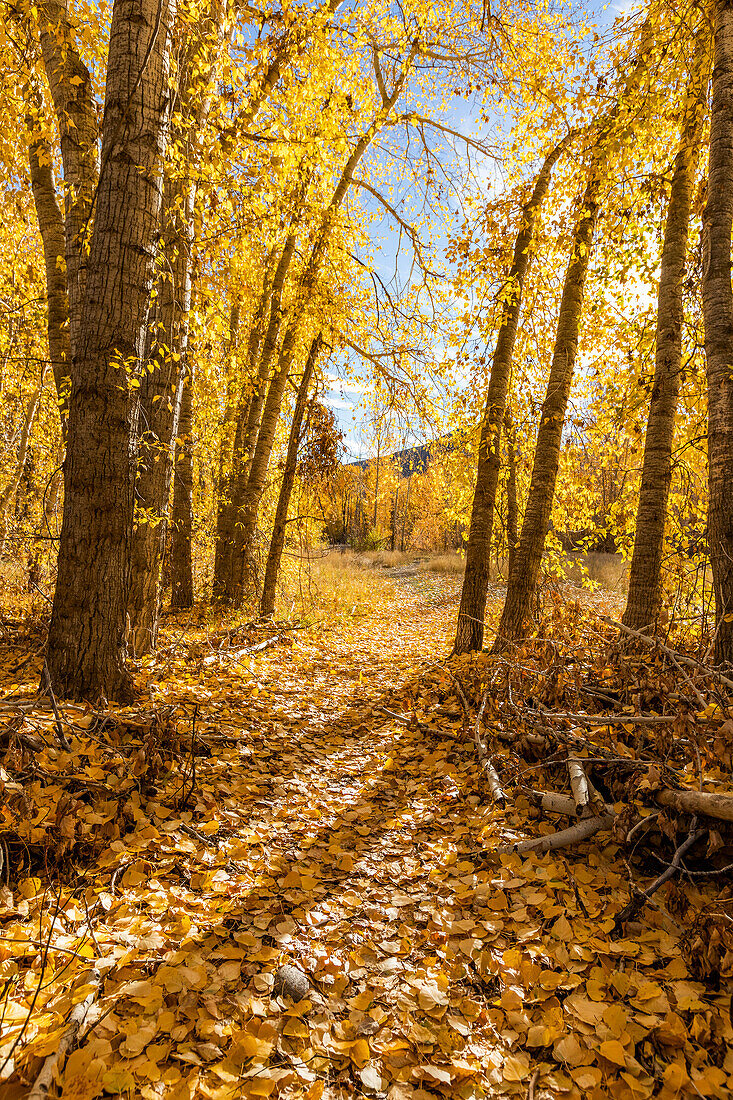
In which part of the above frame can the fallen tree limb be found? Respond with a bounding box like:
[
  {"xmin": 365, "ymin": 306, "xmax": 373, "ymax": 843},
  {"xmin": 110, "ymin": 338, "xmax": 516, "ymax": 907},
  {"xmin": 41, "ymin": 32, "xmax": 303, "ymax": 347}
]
[
  {"xmin": 497, "ymin": 812, "xmax": 615, "ymax": 855},
  {"xmin": 28, "ymin": 968, "xmax": 101, "ymax": 1099},
  {"xmin": 534, "ymin": 710, "xmax": 714, "ymax": 726},
  {"xmin": 602, "ymin": 614, "xmax": 733, "ymax": 693},
  {"xmin": 568, "ymin": 756, "xmax": 590, "ymax": 816},
  {"xmin": 526, "ymin": 790, "xmax": 578, "ymax": 816},
  {"xmin": 656, "ymin": 787, "xmax": 733, "ymax": 822},
  {"xmin": 202, "ymin": 634, "xmax": 284, "ymax": 665}
]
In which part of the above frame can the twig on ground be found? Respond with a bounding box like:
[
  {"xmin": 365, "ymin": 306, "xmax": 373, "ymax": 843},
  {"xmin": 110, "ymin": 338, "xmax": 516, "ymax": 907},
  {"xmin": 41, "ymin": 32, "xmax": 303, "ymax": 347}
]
[
  {"xmin": 178, "ymin": 821, "xmax": 219, "ymax": 849},
  {"xmin": 475, "ymin": 688, "xmax": 505, "ymax": 804},
  {"xmin": 41, "ymin": 660, "xmax": 70, "ymax": 750},
  {"xmin": 27, "ymin": 968, "xmax": 101, "ymax": 1099},
  {"xmin": 202, "ymin": 633, "xmax": 284, "ymax": 665},
  {"xmin": 176, "ymin": 704, "xmax": 199, "ymax": 811},
  {"xmin": 528, "ymin": 1067, "xmax": 541, "ymax": 1100},
  {"xmin": 613, "ymin": 822, "xmax": 706, "ymax": 934}
]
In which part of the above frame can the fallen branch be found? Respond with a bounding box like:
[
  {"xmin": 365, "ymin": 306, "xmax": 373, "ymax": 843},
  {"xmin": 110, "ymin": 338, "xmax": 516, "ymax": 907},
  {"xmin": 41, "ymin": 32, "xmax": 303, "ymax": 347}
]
[
  {"xmin": 613, "ymin": 825, "xmax": 707, "ymax": 934},
  {"xmin": 568, "ymin": 756, "xmax": 590, "ymax": 816},
  {"xmin": 656, "ymin": 787, "xmax": 733, "ymax": 823},
  {"xmin": 28, "ymin": 968, "xmax": 101, "ymax": 1099},
  {"xmin": 41, "ymin": 660, "xmax": 70, "ymax": 750},
  {"xmin": 533, "ymin": 710, "xmax": 714, "ymax": 726},
  {"xmin": 202, "ymin": 634, "xmax": 284, "ymax": 665},
  {"xmin": 497, "ymin": 812, "xmax": 615, "ymax": 855},
  {"xmin": 602, "ymin": 614, "xmax": 733, "ymax": 693},
  {"xmin": 475, "ymin": 689, "xmax": 506, "ymax": 804}
]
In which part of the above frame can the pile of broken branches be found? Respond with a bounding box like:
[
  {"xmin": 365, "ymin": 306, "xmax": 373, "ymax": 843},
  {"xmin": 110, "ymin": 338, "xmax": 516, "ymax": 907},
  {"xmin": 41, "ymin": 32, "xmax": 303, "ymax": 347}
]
[{"xmin": 405, "ymin": 609, "xmax": 733, "ymax": 976}]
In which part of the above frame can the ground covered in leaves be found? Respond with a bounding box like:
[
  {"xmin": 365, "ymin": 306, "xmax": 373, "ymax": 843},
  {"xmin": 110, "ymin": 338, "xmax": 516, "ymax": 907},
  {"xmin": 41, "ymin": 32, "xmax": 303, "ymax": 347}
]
[{"xmin": 0, "ymin": 564, "xmax": 732, "ymax": 1099}]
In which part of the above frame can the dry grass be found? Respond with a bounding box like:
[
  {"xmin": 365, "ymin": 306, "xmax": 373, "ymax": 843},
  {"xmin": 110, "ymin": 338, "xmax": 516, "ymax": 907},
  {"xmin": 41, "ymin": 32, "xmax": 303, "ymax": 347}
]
[
  {"xmin": 561, "ymin": 551, "xmax": 628, "ymax": 591},
  {"xmin": 277, "ymin": 549, "xmax": 387, "ymax": 620},
  {"xmin": 422, "ymin": 553, "xmax": 465, "ymax": 574}
]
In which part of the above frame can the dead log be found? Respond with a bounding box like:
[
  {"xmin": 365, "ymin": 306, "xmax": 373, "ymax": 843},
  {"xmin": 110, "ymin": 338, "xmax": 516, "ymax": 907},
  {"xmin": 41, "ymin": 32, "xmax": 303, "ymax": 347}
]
[
  {"xmin": 497, "ymin": 812, "xmax": 615, "ymax": 855},
  {"xmin": 656, "ymin": 787, "xmax": 733, "ymax": 822}
]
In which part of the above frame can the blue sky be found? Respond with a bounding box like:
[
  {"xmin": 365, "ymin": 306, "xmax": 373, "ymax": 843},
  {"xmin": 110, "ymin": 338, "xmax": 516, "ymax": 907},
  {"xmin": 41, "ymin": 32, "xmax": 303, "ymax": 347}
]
[{"xmin": 322, "ymin": 0, "xmax": 641, "ymax": 459}]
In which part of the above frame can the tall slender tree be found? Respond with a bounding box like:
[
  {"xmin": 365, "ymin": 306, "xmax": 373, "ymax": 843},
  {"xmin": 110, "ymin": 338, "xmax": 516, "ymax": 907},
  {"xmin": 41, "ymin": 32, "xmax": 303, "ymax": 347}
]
[
  {"xmin": 127, "ymin": 0, "xmax": 228, "ymax": 655},
  {"xmin": 260, "ymin": 334, "xmax": 323, "ymax": 617},
  {"xmin": 623, "ymin": 25, "xmax": 710, "ymax": 633},
  {"xmin": 453, "ymin": 132, "xmax": 574, "ymax": 654}
]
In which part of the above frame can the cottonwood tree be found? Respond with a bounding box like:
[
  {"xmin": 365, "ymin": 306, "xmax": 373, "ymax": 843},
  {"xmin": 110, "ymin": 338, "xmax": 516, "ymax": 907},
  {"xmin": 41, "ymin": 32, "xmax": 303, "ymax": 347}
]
[
  {"xmin": 623, "ymin": 21, "xmax": 710, "ymax": 633},
  {"xmin": 453, "ymin": 131, "xmax": 575, "ymax": 654},
  {"xmin": 46, "ymin": 0, "xmax": 177, "ymax": 700},
  {"xmin": 494, "ymin": 18, "xmax": 659, "ymax": 647}
]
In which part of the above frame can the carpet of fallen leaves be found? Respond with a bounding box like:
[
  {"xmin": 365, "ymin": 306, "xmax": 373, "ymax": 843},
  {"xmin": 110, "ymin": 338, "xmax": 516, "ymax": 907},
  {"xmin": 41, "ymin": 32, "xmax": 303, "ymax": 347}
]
[{"xmin": 0, "ymin": 566, "xmax": 732, "ymax": 1100}]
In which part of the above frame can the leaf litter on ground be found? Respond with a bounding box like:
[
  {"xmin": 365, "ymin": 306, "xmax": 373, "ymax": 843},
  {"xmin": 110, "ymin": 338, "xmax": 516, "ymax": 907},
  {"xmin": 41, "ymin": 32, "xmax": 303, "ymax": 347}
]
[{"xmin": 0, "ymin": 565, "xmax": 731, "ymax": 1099}]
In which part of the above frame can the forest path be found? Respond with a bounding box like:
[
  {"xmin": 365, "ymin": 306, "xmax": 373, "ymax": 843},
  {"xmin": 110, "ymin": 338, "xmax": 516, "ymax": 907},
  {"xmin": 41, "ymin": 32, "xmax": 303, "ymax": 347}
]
[{"xmin": 3, "ymin": 571, "xmax": 726, "ymax": 1099}]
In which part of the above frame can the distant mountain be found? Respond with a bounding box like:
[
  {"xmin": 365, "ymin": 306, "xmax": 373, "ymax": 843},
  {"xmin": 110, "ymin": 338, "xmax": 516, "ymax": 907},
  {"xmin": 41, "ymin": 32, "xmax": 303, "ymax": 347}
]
[{"xmin": 345, "ymin": 433, "xmax": 461, "ymax": 478}]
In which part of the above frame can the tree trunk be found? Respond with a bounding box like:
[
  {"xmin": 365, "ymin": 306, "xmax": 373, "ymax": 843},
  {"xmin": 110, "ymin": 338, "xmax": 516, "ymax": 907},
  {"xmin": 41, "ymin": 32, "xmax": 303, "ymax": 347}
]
[
  {"xmin": 215, "ymin": 230, "xmax": 299, "ymax": 599},
  {"xmin": 623, "ymin": 28, "xmax": 710, "ymax": 633},
  {"xmin": 26, "ymin": 100, "xmax": 70, "ymax": 426},
  {"xmin": 46, "ymin": 0, "xmax": 175, "ymax": 702},
  {"xmin": 213, "ymin": 297, "xmax": 242, "ymax": 580},
  {"xmin": 37, "ymin": 0, "xmax": 99, "ymax": 357},
  {"xmin": 505, "ymin": 409, "xmax": 518, "ymax": 578},
  {"xmin": 373, "ymin": 433, "xmax": 381, "ymax": 531},
  {"xmin": 127, "ymin": 1, "xmax": 226, "ymax": 653},
  {"xmin": 0, "ymin": 381, "xmax": 45, "ymax": 547},
  {"xmin": 454, "ymin": 135, "xmax": 572, "ymax": 653},
  {"xmin": 494, "ymin": 172, "xmax": 601, "ymax": 647},
  {"xmin": 170, "ymin": 359, "xmax": 195, "ymax": 609},
  {"xmin": 703, "ymin": 0, "xmax": 733, "ymax": 664},
  {"xmin": 260, "ymin": 334, "xmax": 323, "ymax": 617},
  {"xmin": 492, "ymin": 22, "xmax": 656, "ymax": 648}
]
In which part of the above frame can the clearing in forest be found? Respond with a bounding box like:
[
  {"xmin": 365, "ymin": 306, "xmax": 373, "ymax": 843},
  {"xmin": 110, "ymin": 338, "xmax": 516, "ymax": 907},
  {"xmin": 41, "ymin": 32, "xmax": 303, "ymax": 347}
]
[{"xmin": 1, "ymin": 565, "xmax": 731, "ymax": 1100}]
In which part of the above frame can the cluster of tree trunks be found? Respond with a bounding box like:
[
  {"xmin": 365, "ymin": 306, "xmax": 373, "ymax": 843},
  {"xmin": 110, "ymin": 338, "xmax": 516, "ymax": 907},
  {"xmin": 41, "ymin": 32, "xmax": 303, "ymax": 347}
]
[
  {"xmin": 456, "ymin": 11, "xmax": 733, "ymax": 667},
  {"xmin": 20, "ymin": 5, "xmax": 420, "ymax": 700}
]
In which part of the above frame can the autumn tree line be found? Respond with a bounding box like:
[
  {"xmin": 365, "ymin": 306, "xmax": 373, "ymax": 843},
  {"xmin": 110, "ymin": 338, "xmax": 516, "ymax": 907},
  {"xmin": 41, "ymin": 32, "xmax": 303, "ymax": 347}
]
[{"xmin": 0, "ymin": 0, "xmax": 732, "ymax": 700}]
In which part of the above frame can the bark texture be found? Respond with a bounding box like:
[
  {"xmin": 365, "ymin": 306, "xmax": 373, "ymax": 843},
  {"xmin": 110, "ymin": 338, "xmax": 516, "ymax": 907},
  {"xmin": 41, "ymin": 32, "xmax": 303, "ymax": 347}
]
[
  {"xmin": 46, "ymin": 0, "xmax": 175, "ymax": 701},
  {"xmin": 26, "ymin": 106, "xmax": 70, "ymax": 424},
  {"xmin": 624, "ymin": 29, "xmax": 709, "ymax": 633},
  {"xmin": 214, "ymin": 286, "xmax": 272, "ymax": 593},
  {"xmin": 0, "ymin": 381, "xmax": 44, "ymax": 544},
  {"xmin": 505, "ymin": 410, "xmax": 518, "ymax": 578},
  {"xmin": 703, "ymin": 0, "xmax": 733, "ymax": 664},
  {"xmin": 260, "ymin": 334, "xmax": 322, "ymax": 617},
  {"xmin": 453, "ymin": 135, "xmax": 572, "ymax": 654}
]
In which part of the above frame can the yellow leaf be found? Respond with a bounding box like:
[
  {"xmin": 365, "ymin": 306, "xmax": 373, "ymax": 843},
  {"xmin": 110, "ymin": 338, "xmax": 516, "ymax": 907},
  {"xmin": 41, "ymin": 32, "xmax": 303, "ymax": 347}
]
[
  {"xmin": 349, "ymin": 1039, "xmax": 371, "ymax": 1068},
  {"xmin": 599, "ymin": 1039, "xmax": 627, "ymax": 1066}
]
